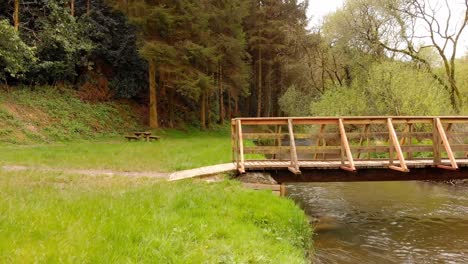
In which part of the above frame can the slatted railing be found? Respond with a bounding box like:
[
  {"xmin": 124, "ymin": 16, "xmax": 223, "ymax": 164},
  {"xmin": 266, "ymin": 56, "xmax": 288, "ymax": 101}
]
[{"xmin": 231, "ymin": 117, "xmax": 468, "ymax": 174}]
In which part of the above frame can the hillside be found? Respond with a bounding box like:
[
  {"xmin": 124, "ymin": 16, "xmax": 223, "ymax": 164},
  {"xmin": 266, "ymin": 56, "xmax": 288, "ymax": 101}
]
[{"xmin": 0, "ymin": 86, "xmax": 144, "ymax": 144}]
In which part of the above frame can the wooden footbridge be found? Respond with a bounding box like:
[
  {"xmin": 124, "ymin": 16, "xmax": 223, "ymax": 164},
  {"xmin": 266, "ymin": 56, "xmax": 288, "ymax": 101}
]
[{"xmin": 231, "ymin": 116, "xmax": 468, "ymax": 183}]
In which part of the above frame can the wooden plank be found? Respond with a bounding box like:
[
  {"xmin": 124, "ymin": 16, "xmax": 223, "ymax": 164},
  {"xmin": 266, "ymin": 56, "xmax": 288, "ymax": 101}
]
[
  {"xmin": 387, "ymin": 118, "xmax": 409, "ymax": 172},
  {"xmin": 338, "ymin": 118, "xmax": 356, "ymax": 171},
  {"xmin": 169, "ymin": 163, "xmax": 237, "ymax": 181},
  {"xmin": 236, "ymin": 119, "xmax": 245, "ymax": 173},
  {"xmin": 288, "ymin": 119, "xmax": 300, "ymax": 174},
  {"xmin": 436, "ymin": 118, "xmax": 458, "ymax": 169}
]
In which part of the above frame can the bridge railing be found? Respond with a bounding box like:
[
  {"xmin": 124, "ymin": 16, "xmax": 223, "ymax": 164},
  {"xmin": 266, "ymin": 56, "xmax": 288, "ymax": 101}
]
[{"xmin": 231, "ymin": 116, "xmax": 468, "ymax": 174}]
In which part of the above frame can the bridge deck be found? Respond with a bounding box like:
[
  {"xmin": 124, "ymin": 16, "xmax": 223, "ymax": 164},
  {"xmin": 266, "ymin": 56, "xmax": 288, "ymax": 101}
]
[{"xmin": 244, "ymin": 159, "xmax": 468, "ymax": 170}]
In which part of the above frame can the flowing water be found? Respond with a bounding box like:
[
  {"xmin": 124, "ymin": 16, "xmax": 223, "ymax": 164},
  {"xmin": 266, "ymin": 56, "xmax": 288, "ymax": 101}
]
[{"xmin": 287, "ymin": 181, "xmax": 468, "ymax": 264}]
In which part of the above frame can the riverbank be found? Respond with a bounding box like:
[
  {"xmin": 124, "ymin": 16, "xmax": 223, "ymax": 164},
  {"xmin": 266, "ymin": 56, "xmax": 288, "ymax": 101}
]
[{"xmin": 0, "ymin": 170, "xmax": 312, "ymax": 263}]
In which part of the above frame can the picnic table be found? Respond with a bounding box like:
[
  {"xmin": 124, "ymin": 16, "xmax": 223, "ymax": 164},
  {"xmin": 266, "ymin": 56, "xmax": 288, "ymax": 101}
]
[{"xmin": 125, "ymin": 131, "xmax": 160, "ymax": 142}]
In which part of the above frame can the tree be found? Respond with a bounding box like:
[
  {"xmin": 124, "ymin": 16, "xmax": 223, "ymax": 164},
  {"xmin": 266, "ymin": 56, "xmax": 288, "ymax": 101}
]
[
  {"xmin": 0, "ymin": 19, "xmax": 36, "ymax": 82},
  {"xmin": 333, "ymin": 0, "xmax": 468, "ymax": 112}
]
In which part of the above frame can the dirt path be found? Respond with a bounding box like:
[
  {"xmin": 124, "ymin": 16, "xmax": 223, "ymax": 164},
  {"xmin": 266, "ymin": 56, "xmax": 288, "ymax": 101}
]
[{"xmin": 1, "ymin": 165, "xmax": 170, "ymax": 179}]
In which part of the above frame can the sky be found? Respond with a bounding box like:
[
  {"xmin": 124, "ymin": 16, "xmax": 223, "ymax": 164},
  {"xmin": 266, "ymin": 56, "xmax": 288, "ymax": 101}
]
[{"xmin": 306, "ymin": 0, "xmax": 468, "ymax": 58}]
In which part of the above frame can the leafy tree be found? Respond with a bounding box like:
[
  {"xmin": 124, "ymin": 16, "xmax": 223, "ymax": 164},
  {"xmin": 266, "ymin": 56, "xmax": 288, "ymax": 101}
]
[
  {"xmin": 27, "ymin": 1, "xmax": 93, "ymax": 84},
  {"xmin": 0, "ymin": 19, "xmax": 35, "ymax": 83},
  {"xmin": 77, "ymin": 0, "xmax": 147, "ymax": 98}
]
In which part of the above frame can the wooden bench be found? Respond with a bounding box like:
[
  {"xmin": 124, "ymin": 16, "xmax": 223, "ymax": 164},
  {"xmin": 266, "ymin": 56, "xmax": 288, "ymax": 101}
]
[
  {"xmin": 125, "ymin": 135, "xmax": 139, "ymax": 141},
  {"xmin": 149, "ymin": 136, "xmax": 160, "ymax": 141}
]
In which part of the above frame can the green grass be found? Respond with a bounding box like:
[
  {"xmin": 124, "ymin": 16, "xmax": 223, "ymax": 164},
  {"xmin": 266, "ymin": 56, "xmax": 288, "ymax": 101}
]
[
  {"xmin": 0, "ymin": 129, "xmax": 232, "ymax": 172},
  {"xmin": 0, "ymin": 86, "xmax": 141, "ymax": 143},
  {"xmin": 0, "ymin": 171, "xmax": 311, "ymax": 263}
]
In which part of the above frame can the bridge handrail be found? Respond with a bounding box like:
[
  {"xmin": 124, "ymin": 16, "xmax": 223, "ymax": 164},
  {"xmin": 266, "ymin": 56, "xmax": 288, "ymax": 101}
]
[{"xmin": 231, "ymin": 116, "xmax": 468, "ymax": 174}]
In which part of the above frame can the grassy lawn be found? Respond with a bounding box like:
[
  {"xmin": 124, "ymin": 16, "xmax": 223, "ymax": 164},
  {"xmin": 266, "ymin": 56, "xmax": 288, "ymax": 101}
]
[
  {"xmin": 0, "ymin": 171, "xmax": 311, "ymax": 263},
  {"xmin": 0, "ymin": 129, "xmax": 232, "ymax": 172}
]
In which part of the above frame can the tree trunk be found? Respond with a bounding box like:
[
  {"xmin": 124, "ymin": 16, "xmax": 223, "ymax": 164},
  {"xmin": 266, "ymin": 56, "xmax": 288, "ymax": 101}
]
[
  {"xmin": 218, "ymin": 63, "xmax": 224, "ymax": 124},
  {"xmin": 266, "ymin": 61, "xmax": 272, "ymax": 117},
  {"xmin": 149, "ymin": 60, "xmax": 158, "ymax": 128},
  {"xmin": 70, "ymin": 0, "xmax": 75, "ymax": 16},
  {"xmin": 200, "ymin": 92, "xmax": 206, "ymax": 129},
  {"xmin": 234, "ymin": 96, "xmax": 239, "ymax": 117},
  {"xmin": 227, "ymin": 90, "xmax": 232, "ymax": 120},
  {"xmin": 14, "ymin": 0, "xmax": 19, "ymax": 31},
  {"xmin": 169, "ymin": 87, "xmax": 174, "ymax": 128},
  {"xmin": 449, "ymin": 77, "xmax": 460, "ymax": 113},
  {"xmin": 257, "ymin": 47, "xmax": 262, "ymax": 117},
  {"xmin": 86, "ymin": 0, "xmax": 90, "ymax": 15},
  {"xmin": 207, "ymin": 90, "xmax": 212, "ymax": 128}
]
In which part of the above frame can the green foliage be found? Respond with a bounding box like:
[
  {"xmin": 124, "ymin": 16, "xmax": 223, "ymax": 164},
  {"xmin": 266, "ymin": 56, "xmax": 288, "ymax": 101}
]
[
  {"xmin": 311, "ymin": 61, "xmax": 453, "ymax": 116},
  {"xmin": 29, "ymin": 1, "xmax": 93, "ymax": 84},
  {"xmin": 79, "ymin": 0, "xmax": 147, "ymax": 98},
  {"xmin": 0, "ymin": 172, "xmax": 311, "ymax": 263},
  {"xmin": 364, "ymin": 62, "xmax": 452, "ymax": 115},
  {"xmin": 279, "ymin": 85, "xmax": 313, "ymax": 116},
  {"xmin": 311, "ymin": 86, "xmax": 368, "ymax": 116},
  {"xmin": 0, "ymin": 20, "xmax": 36, "ymax": 82}
]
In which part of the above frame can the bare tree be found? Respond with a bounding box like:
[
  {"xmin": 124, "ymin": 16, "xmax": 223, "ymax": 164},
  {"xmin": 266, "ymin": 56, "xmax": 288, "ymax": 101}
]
[{"xmin": 373, "ymin": 0, "xmax": 467, "ymax": 112}]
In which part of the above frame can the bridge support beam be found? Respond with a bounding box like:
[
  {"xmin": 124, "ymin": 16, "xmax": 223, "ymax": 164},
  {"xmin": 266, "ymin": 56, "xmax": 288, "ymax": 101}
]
[
  {"xmin": 338, "ymin": 118, "xmax": 356, "ymax": 172},
  {"xmin": 287, "ymin": 119, "xmax": 301, "ymax": 174},
  {"xmin": 269, "ymin": 167, "xmax": 468, "ymax": 183},
  {"xmin": 387, "ymin": 118, "xmax": 409, "ymax": 172}
]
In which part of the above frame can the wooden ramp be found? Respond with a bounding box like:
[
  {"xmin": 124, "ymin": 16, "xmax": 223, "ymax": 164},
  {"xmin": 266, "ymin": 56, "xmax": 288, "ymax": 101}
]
[
  {"xmin": 169, "ymin": 163, "xmax": 236, "ymax": 181},
  {"xmin": 231, "ymin": 116, "xmax": 468, "ymax": 182}
]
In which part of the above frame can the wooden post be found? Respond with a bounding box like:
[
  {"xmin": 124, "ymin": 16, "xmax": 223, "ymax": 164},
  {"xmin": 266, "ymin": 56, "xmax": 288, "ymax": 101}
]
[
  {"xmin": 433, "ymin": 118, "xmax": 441, "ymax": 165},
  {"xmin": 287, "ymin": 119, "xmax": 300, "ymax": 174},
  {"xmin": 280, "ymin": 183, "xmax": 286, "ymax": 197},
  {"xmin": 231, "ymin": 121, "xmax": 236, "ymax": 163},
  {"xmin": 387, "ymin": 118, "xmax": 409, "ymax": 172},
  {"xmin": 389, "ymin": 130, "xmax": 394, "ymax": 165},
  {"xmin": 236, "ymin": 119, "xmax": 245, "ymax": 173},
  {"xmin": 408, "ymin": 124, "xmax": 413, "ymax": 160},
  {"xmin": 338, "ymin": 118, "xmax": 356, "ymax": 171},
  {"xmin": 435, "ymin": 118, "xmax": 458, "ymax": 170}
]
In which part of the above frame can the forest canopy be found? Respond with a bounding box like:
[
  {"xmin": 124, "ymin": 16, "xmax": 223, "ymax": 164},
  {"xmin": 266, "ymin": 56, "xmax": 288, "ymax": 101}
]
[{"xmin": 1, "ymin": 0, "xmax": 467, "ymax": 129}]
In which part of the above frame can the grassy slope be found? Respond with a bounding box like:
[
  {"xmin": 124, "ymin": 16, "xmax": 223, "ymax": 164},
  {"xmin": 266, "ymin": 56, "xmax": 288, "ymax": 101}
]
[
  {"xmin": 0, "ymin": 171, "xmax": 311, "ymax": 263},
  {"xmin": 0, "ymin": 86, "xmax": 142, "ymax": 144}
]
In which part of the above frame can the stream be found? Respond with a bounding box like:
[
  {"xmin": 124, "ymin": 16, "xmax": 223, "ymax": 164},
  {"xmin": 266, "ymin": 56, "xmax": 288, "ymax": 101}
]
[{"xmin": 287, "ymin": 181, "xmax": 468, "ymax": 264}]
